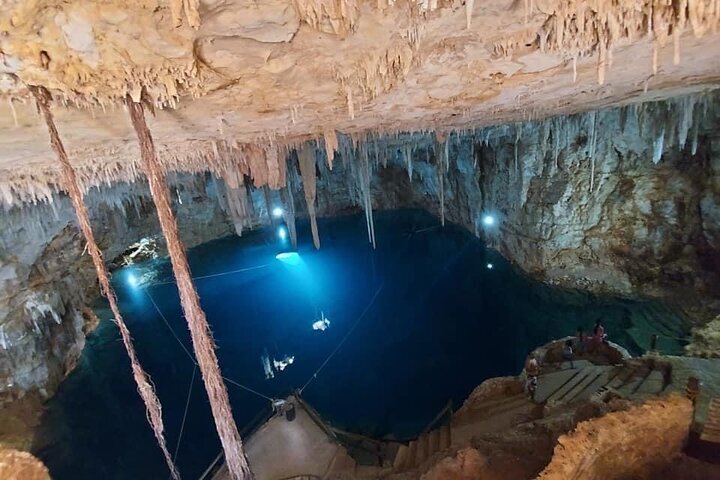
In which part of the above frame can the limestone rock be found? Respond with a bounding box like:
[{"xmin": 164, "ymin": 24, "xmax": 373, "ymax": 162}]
[{"xmin": 420, "ymin": 447, "xmax": 487, "ymax": 480}]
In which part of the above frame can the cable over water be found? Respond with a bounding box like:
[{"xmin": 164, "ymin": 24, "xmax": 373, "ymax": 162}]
[
  {"xmin": 150, "ymin": 263, "xmax": 270, "ymax": 286},
  {"xmin": 300, "ymin": 283, "xmax": 385, "ymax": 394},
  {"xmin": 144, "ymin": 288, "xmax": 274, "ymax": 403}
]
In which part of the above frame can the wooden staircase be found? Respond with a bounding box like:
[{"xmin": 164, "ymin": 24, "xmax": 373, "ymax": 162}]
[
  {"xmin": 701, "ymin": 397, "xmax": 720, "ymax": 443},
  {"xmin": 392, "ymin": 424, "xmax": 452, "ymax": 472}
]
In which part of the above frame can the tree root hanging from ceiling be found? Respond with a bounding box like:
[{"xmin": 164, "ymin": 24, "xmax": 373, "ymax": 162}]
[
  {"xmin": 29, "ymin": 85, "xmax": 181, "ymax": 480},
  {"xmin": 127, "ymin": 96, "xmax": 253, "ymax": 480}
]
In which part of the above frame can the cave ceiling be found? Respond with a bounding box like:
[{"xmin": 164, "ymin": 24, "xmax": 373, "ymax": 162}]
[{"xmin": 1, "ymin": 0, "xmax": 719, "ymax": 204}]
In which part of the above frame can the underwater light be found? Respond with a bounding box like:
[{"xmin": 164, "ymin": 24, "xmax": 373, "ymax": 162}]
[
  {"xmin": 272, "ymin": 207, "xmax": 284, "ymax": 218},
  {"xmin": 486, "ymin": 263, "xmax": 494, "ymax": 270},
  {"xmin": 277, "ymin": 226, "xmax": 288, "ymax": 240},
  {"xmin": 127, "ymin": 272, "xmax": 139, "ymax": 287},
  {"xmin": 275, "ymin": 252, "xmax": 301, "ymax": 265},
  {"xmin": 482, "ymin": 214, "xmax": 496, "ymax": 227}
]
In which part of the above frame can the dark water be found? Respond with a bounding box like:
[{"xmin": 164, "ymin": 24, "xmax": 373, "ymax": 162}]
[{"xmin": 32, "ymin": 209, "xmax": 690, "ymax": 479}]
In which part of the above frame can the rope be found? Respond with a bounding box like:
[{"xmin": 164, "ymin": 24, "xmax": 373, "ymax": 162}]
[
  {"xmin": 128, "ymin": 98, "xmax": 252, "ymax": 480},
  {"xmin": 300, "ymin": 283, "xmax": 384, "ymax": 394},
  {"xmin": 222, "ymin": 377, "xmax": 274, "ymax": 403},
  {"xmin": 145, "ymin": 288, "xmax": 273, "ymax": 403},
  {"xmin": 146, "ymin": 290, "xmax": 195, "ymax": 362},
  {"xmin": 171, "ymin": 364, "xmax": 196, "ymax": 475},
  {"xmin": 151, "ymin": 264, "xmax": 270, "ymax": 286},
  {"xmin": 31, "ymin": 86, "xmax": 180, "ymax": 480}
]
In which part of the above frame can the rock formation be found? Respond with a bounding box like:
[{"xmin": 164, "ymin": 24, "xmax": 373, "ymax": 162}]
[
  {"xmin": 0, "ymin": 1, "xmax": 719, "ymax": 475},
  {"xmin": 1, "ymin": 91, "xmax": 720, "ymax": 416}
]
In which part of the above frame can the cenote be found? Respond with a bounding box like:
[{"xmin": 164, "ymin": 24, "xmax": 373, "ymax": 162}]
[{"xmin": 31, "ymin": 209, "xmax": 690, "ymax": 479}]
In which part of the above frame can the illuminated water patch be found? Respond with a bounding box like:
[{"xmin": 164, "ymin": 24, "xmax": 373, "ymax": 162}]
[{"xmin": 275, "ymin": 251, "xmax": 301, "ymax": 265}]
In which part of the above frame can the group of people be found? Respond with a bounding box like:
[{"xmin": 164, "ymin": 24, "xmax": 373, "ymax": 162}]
[
  {"xmin": 565, "ymin": 319, "xmax": 609, "ymax": 361},
  {"xmin": 524, "ymin": 320, "xmax": 610, "ymax": 400}
]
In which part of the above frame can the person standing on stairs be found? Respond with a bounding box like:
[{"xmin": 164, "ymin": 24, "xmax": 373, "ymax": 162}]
[
  {"xmin": 575, "ymin": 327, "xmax": 587, "ymax": 356},
  {"xmin": 562, "ymin": 339, "xmax": 575, "ymax": 369},
  {"xmin": 593, "ymin": 320, "xmax": 607, "ymax": 350},
  {"xmin": 525, "ymin": 354, "xmax": 540, "ymax": 401}
]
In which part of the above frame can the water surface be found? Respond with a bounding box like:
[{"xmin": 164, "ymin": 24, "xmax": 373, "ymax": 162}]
[{"xmin": 33, "ymin": 209, "xmax": 689, "ymax": 479}]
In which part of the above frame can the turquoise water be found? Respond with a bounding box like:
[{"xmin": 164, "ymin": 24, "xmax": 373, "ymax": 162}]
[{"xmin": 32, "ymin": 209, "xmax": 690, "ymax": 479}]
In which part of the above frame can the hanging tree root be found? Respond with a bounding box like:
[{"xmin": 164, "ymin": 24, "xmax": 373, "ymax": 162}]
[
  {"xmin": 29, "ymin": 85, "xmax": 181, "ymax": 480},
  {"xmin": 127, "ymin": 97, "xmax": 253, "ymax": 480}
]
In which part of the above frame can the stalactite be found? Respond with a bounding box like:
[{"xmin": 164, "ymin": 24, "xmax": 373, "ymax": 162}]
[
  {"xmin": 466, "ymin": 0, "xmax": 475, "ymax": 29},
  {"xmin": 30, "ymin": 86, "xmax": 181, "ymax": 480},
  {"xmin": 358, "ymin": 144, "xmax": 376, "ymax": 248},
  {"xmin": 280, "ymin": 176, "xmax": 298, "ymax": 249},
  {"xmin": 434, "ymin": 134, "xmax": 447, "ymax": 227},
  {"xmin": 323, "ymin": 130, "xmax": 338, "ymax": 170},
  {"xmin": 589, "ymin": 111, "xmax": 597, "ymax": 192},
  {"xmin": 403, "ymin": 144, "xmax": 413, "ymax": 179},
  {"xmin": 298, "ymin": 145, "xmax": 320, "ymax": 249},
  {"xmin": 127, "ymin": 98, "xmax": 252, "ymax": 480},
  {"xmin": 652, "ymin": 128, "xmax": 665, "ymax": 164}
]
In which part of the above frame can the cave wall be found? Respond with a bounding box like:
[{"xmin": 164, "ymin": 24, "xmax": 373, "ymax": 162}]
[
  {"xmin": 2, "ymin": 92, "xmax": 719, "ymax": 405},
  {"xmin": 0, "ymin": 177, "xmax": 235, "ymax": 404},
  {"xmin": 537, "ymin": 394, "xmax": 693, "ymax": 480},
  {"xmin": 363, "ymin": 93, "xmax": 720, "ymax": 324}
]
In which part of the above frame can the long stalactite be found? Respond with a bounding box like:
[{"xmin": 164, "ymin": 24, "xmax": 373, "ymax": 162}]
[
  {"xmin": 298, "ymin": 145, "xmax": 321, "ymax": 249},
  {"xmin": 29, "ymin": 85, "xmax": 181, "ymax": 480},
  {"xmin": 126, "ymin": 97, "xmax": 253, "ymax": 480}
]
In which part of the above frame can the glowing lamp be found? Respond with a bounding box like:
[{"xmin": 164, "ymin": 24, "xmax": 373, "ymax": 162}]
[
  {"xmin": 482, "ymin": 214, "xmax": 496, "ymax": 227},
  {"xmin": 272, "ymin": 207, "xmax": 284, "ymax": 218},
  {"xmin": 277, "ymin": 226, "xmax": 288, "ymax": 240},
  {"xmin": 127, "ymin": 272, "xmax": 139, "ymax": 287},
  {"xmin": 486, "ymin": 263, "xmax": 494, "ymax": 270},
  {"xmin": 275, "ymin": 252, "xmax": 301, "ymax": 266}
]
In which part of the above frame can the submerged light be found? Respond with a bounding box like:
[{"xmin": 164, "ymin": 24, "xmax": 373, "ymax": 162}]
[
  {"xmin": 482, "ymin": 214, "xmax": 496, "ymax": 227},
  {"xmin": 275, "ymin": 252, "xmax": 301, "ymax": 265},
  {"xmin": 486, "ymin": 263, "xmax": 494, "ymax": 270},
  {"xmin": 127, "ymin": 272, "xmax": 139, "ymax": 287},
  {"xmin": 272, "ymin": 207, "xmax": 284, "ymax": 218},
  {"xmin": 277, "ymin": 226, "xmax": 288, "ymax": 240}
]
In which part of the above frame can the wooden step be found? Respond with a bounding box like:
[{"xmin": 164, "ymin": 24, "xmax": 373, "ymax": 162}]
[
  {"xmin": 414, "ymin": 434, "xmax": 429, "ymax": 466},
  {"xmin": 427, "ymin": 429, "xmax": 440, "ymax": 454},
  {"xmin": 405, "ymin": 440, "xmax": 417, "ymax": 469},
  {"xmin": 392, "ymin": 444, "xmax": 410, "ymax": 471},
  {"xmin": 634, "ymin": 370, "xmax": 665, "ymax": 395},
  {"xmin": 548, "ymin": 368, "xmax": 595, "ymax": 404},
  {"xmin": 618, "ymin": 368, "xmax": 652, "ymax": 397},
  {"xmin": 328, "ymin": 447, "xmax": 357, "ymax": 474},
  {"xmin": 439, "ymin": 425, "xmax": 451, "ymax": 449},
  {"xmin": 607, "ymin": 366, "xmax": 639, "ymax": 389},
  {"xmin": 570, "ymin": 368, "xmax": 617, "ymax": 403},
  {"xmin": 563, "ymin": 367, "xmax": 609, "ymax": 403},
  {"xmin": 701, "ymin": 398, "xmax": 720, "ymax": 443}
]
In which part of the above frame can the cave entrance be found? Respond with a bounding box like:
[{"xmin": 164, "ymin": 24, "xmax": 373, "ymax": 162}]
[{"xmin": 32, "ymin": 209, "xmax": 690, "ymax": 479}]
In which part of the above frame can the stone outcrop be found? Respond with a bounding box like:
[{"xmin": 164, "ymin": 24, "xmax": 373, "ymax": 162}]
[
  {"xmin": 0, "ymin": 447, "xmax": 50, "ymax": 480},
  {"xmin": 0, "ymin": 178, "xmax": 234, "ymax": 405},
  {"xmin": 538, "ymin": 394, "xmax": 693, "ymax": 479}
]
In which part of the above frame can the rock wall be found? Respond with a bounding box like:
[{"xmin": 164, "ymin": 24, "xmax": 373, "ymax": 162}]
[
  {"xmin": 537, "ymin": 394, "xmax": 693, "ymax": 480},
  {"xmin": 0, "ymin": 177, "xmax": 235, "ymax": 404},
  {"xmin": 1, "ymin": 91, "xmax": 719, "ymax": 408},
  {"xmin": 363, "ymin": 92, "xmax": 720, "ymax": 325}
]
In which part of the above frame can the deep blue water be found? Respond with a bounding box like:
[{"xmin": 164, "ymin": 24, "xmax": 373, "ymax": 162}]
[{"xmin": 32, "ymin": 209, "xmax": 690, "ymax": 479}]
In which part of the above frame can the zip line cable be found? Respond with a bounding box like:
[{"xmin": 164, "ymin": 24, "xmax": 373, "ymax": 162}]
[
  {"xmin": 169, "ymin": 363, "xmax": 196, "ymax": 478},
  {"xmin": 144, "ymin": 288, "xmax": 274, "ymax": 403},
  {"xmin": 300, "ymin": 282, "xmax": 385, "ymax": 394},
  {"xmin": 150, "ymin": 263, "xmax": 270, "ymax": 286}
]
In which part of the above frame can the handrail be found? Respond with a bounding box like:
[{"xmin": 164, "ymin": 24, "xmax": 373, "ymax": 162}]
[
  {"xmin": 198, "ymin": 404, "xmax": 274, "ymax": 480},
  {"xmin": 294, "ymin": 393, "xmax": 338, "ymax": 442},
  {"xmin": 422, "ymin": 399, "xmax": 453, "ymax": 434}
]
